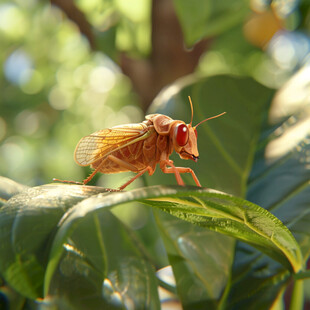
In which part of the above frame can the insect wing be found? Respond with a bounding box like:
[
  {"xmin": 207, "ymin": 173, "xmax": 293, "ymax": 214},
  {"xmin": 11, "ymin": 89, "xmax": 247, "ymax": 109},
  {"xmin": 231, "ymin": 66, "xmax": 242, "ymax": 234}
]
[{"xmin": 74, "ymin": 123, "xmax": 149, "ymax": 166}]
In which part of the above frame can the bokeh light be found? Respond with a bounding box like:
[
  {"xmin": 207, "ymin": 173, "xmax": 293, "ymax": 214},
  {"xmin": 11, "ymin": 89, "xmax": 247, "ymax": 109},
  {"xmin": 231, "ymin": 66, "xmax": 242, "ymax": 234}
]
[
  {"xmin": 268, "ymin": 31, "xmax": 310, "ymax": 70},
  {"xmin": 4, "ymin": 49, "xmax": 33, "ymax": 85},
  {"xmin": 0, "ymin": 3, "xmax": 29, "ymax": 39}
]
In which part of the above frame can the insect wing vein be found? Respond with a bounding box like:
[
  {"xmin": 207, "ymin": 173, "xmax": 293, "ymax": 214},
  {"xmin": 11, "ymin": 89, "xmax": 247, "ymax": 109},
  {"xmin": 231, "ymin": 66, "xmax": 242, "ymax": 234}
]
[{"xmin": 74, "ymin": 125, "xmax": 148, "ymax": 166}]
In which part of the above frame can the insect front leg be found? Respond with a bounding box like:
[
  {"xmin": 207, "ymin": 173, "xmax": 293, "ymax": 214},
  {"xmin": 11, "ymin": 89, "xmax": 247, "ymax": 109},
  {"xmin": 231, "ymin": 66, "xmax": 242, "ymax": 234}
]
[
  {"xmin": 160, "ymin": 160, "xmax": 185, "ymax": 186},
  {"xmin": 174, "ymin": 166, "xmax": 201, "ymax": 187},
  {"xmin": 160, "ymin": 160, "xmax": 201, "ymax": 187}
]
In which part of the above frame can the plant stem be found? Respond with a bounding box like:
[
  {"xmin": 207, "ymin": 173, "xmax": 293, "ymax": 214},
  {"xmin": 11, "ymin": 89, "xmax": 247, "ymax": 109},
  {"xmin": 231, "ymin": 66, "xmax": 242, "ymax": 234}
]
[{"xmin": 289, "ymin": 279, "xmax": 304, "ymax": 310}]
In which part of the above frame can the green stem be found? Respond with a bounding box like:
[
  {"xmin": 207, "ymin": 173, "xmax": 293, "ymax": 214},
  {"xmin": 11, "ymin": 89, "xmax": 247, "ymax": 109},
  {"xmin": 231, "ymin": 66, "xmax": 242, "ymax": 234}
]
[{"xmin": 289, "ymin": 279, "xmax": 304, "ymax": 310}]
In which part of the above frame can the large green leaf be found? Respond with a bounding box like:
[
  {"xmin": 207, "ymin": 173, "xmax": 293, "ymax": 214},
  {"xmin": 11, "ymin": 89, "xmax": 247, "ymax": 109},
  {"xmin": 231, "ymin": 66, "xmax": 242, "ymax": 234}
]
[
  {"xmin": 0, "ymin": 184, "xmax": 304, "ymax": 308},
  {"xmin": 227, "ymin": 66, "xmax": 310, "ymax": 308},
  {"xmin": 41, "ymin": 185, "xmax": 302, "ymax": 306},
  {"xmin": 0, "ymin": 183, "xmax": 110, "ymax": 299},
  {"xmin": 142, "ymin": 188, "xmax": 303, "ymax": 273},
  {"xmin": 1, "ymin": 179, "xmax": 300, "ymax": 306}
]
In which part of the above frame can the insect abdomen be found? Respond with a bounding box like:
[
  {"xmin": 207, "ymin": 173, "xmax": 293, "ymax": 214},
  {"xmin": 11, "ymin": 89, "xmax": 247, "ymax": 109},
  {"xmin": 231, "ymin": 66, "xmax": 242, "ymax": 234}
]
[{"xmin": 91, "ymin": 130, "xmax": 161, "ymax": 174}]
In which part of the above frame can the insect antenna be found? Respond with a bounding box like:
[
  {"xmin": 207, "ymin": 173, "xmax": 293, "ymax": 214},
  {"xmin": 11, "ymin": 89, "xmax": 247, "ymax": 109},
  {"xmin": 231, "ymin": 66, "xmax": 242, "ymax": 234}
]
[
  {"xmin": 188, "ymin": 96, "xmax": 194, "ymax": 126},
  {"xmin": 194, "ymin": 112, "xmax": 226, "ymax": 129}
]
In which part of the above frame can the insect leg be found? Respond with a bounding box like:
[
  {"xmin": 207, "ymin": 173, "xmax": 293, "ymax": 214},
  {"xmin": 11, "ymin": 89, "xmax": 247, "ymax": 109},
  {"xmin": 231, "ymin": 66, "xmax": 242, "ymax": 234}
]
[
  {"xmin": 83, "ymin": 157, "xmax": 110, "ymax": 184},
  {"xmin": 84, "ymin": 154, "xmax": 138, "ymax": 185},
  {"xmin": 160, "ymin": 160, "xmax": 201, "ymax": 187},
  {"xmin": 106, "ymin": 155, "xmax": 154, "ymax": 190},
  {"xmin": 107, "ymin": 155, "xmax": 139, "ymax": 171},
  {"xmin": 160, "ymin": 160, "xmax": 185, "ymax": 186},
  {"xmin": 174, "ymin": 167, "xmax": 201, "ymax": 187},
  {"xmin": 53, "ymin": 178, "xmax": 83, "ymax": 185},
  {"xmin": 119, "ymin": 166, "xmax": 153, "ymax": 190}
]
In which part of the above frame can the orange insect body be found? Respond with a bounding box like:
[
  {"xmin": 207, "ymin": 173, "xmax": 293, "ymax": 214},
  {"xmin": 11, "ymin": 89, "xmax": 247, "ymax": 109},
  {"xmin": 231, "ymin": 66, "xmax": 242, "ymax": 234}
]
[{"xmin": 74, "ymin": 97, "xmax": 225, "ymax": 190}]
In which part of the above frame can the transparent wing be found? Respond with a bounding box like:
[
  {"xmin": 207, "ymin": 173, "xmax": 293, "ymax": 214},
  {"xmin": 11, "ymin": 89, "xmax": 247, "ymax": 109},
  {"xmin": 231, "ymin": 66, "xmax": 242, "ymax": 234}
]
[{"xmin": 74, "ymin": 123, "xmax": 150, "ymax": 166}]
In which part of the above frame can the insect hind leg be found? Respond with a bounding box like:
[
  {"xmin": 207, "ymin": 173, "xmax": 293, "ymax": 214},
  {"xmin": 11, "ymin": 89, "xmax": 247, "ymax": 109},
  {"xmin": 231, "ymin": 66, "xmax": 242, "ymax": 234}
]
[
  {"xmin": 82, "ymin": 156, "xmax": 111, "ymax": 184},
  {"xmin": 53, "ymin": 178, "xmax": 83, "ymax": 185},
  {"xmin": 104, "ymin": 155, "xmax": 154, "ymax": 190},
  {"xmin": 118, "ymin": 166, "xmax": 153, "ymax": 190}
]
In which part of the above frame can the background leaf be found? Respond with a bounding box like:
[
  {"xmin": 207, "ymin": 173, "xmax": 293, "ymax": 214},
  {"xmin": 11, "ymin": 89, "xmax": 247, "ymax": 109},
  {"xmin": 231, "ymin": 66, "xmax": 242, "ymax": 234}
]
[
  {"xmin": 227, "ymin": 66, "xmax": 310, "ymax": 308},
  {"xmin": 147, "ymin": 75, "xmax": 274, "ymax": 196},
  {"xmin": 173, "ymin": 0, "xmax": 249, "ymax": 45}
]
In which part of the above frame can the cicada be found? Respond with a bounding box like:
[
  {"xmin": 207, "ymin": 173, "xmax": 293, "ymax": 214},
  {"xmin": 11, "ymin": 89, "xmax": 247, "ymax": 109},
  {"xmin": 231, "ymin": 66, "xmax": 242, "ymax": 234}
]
[{"xmin": 71, "ymin": 97, "xmax": 225, "ymax": 190}]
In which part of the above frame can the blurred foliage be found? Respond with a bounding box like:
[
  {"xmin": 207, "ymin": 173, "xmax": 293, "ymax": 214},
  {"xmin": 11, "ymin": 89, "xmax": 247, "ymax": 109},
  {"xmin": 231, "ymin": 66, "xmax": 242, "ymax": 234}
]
[
  {"xmin": 1, "ymin": 0, "xmax": 310, "ymax": 309},
  {"xmin": 0, "ymin": 0, "xmax": 142, "ymax": 187},
  {"xmin": 1, "ymin": 0, "xmax": 310, "ymax": 188}
]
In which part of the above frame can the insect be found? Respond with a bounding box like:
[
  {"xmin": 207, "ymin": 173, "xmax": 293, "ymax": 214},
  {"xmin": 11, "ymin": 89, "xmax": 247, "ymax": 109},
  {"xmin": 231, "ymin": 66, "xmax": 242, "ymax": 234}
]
[{"xmin": 59, "ymin": 97, "xmax": 225, "ymax": 190}]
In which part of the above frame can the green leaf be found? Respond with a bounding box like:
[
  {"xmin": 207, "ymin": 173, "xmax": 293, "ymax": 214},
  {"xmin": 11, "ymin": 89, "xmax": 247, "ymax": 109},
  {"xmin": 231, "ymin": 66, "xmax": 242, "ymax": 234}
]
[
  {"xmin": 173, "ymin": 0, "xmax": 249, "ymax": 45},
  {"xmin": 0, "ymin": 181, "xmax": 304, "ymax": 308},
  {"xmin": 228, "ymin": 66, "xmax": 310, "ymax": 308},
  {"xmin": 154, "ymin": 210, "xmax": 234, "ymax": 308},
  {"xmin": 47, "ymin": 209, "xmax": 160, "ymax": 310},
  {"xmin": 0, "ymin": 176, "xmax": 29, "ymax": 201},
  {"xmin": 142, "ymin": 187, "xmax": 303, "ymax": 273},
  {"xmin": 44, "ymin": 186, "xmax": 302, "ymax": 290},
  {"xmin": 0, "ymin": 184, "xmax": 111, "ymax": 299}
]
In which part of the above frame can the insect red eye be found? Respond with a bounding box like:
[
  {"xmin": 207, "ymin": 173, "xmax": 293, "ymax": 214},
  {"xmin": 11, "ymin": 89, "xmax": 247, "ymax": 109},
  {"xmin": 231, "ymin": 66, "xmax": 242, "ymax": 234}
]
[
  {"xmin": 175, "ymin": 124, "xmax": 189, "ymax": 146},
  {"xmin": 194, "ymin": 128, "xmax": 198, "ymax": 138}
]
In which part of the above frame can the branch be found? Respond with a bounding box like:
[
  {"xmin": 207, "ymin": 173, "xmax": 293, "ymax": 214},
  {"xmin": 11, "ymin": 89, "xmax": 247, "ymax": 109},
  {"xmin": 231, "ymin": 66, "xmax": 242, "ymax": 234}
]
[
  {"xmin": 121, "ymin": 0, "xmax": 210, "ymax": 111},
  {"xmin": 50, "ymin": 0, "xmax": 95, "ymax": 49}
]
